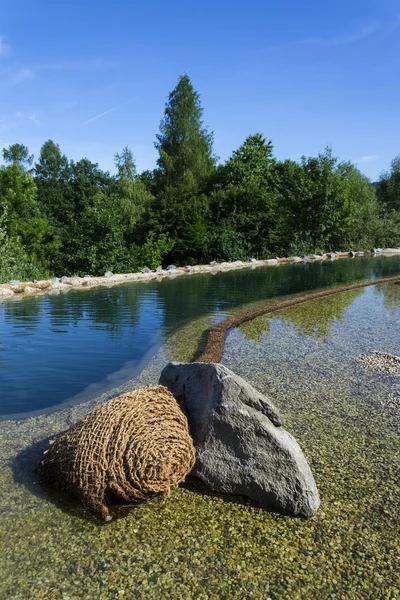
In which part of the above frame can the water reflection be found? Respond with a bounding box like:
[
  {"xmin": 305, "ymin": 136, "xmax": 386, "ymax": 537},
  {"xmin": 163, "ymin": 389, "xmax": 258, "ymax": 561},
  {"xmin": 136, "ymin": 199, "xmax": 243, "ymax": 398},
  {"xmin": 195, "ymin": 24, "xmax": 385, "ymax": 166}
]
[
  {"xmin": 240, "ymin": 288, "xmax": 364, "ymax": 342},
  {"xmin": 1, "ymin": 255, "xmax": 400, "ymax": 416}
]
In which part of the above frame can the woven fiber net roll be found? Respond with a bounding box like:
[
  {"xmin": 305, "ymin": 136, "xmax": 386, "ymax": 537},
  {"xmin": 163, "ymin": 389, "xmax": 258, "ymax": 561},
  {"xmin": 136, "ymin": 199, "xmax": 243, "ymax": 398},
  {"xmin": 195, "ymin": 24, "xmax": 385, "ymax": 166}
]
[{"xmin": 38, "ymin": 385, "xmax": 196, "ymax": 520}]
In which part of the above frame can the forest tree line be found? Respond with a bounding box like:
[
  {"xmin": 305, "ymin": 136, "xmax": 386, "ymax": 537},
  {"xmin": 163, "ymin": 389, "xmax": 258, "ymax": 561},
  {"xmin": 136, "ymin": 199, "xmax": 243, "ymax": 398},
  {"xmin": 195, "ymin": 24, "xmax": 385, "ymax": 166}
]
[{"xmin": 1, "ymin": 74, "xmax": 400, "ymax": 283}]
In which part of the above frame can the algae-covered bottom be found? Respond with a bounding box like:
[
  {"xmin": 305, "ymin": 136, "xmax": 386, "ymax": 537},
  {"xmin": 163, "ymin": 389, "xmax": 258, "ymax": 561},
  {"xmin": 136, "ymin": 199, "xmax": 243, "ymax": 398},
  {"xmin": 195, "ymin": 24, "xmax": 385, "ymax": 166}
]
[{"xmin": 1, "ymin": 285, "xmax": 399, "ymax": 599}]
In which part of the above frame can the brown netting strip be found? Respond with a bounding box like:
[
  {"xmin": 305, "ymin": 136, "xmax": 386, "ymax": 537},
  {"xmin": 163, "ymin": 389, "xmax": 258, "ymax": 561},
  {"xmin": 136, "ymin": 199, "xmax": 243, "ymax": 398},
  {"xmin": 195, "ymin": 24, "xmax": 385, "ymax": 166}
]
[
  {"xmin": 38, "ymin": 385, "xmax": 196, "ymax": 520},
  {"xmin": 198, "ymin": 275, "xmax": 400, "ymax": 363}
]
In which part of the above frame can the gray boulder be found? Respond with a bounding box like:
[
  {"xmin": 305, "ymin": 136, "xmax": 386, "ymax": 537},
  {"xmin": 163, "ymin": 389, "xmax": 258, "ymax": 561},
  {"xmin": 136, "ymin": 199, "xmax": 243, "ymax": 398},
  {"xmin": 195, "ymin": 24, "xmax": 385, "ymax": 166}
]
[
  {"xmin": 49, "ymin": 277, "xmax": 59, "ymax": 284},
  {"xmin": 166, "ymin": 265, "xmax": 177, "ymax": 271},
  {"xmin": 160, "ymin": 362, "xmax": 320, "ymax": 517},
  {"xmin": 141, "ymin": 267, "xmax": 152, "ymax": 274},
  {"xmin": 8, "ymin": 280, "xmax": 21, "ymax": 286},
  {"xmin": 155, "ymin": 266, "xmax": 163, "ymax": 272},
  {"xmin": 104, "ymin": 271, "xmax": 113, "ymax": 278}
]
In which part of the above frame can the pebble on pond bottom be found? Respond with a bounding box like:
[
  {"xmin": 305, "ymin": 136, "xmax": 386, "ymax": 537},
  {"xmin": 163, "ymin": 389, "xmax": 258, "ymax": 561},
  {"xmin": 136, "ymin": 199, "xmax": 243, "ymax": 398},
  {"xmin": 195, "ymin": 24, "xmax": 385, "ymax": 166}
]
[{"xmin": 0, "ymin": 285, "xmax": 399, "ymax": 599}]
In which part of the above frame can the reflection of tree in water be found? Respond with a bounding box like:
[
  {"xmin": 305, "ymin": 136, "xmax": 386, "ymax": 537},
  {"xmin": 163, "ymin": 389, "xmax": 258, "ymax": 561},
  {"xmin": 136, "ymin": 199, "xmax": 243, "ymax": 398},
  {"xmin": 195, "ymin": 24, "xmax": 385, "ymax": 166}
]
[
  {"xmin": 155, "ymin": 256, "xmax": 400, "ymax": 333},
  {"xmin": 2, "ymin": 285, "xmax": 144, "ymax": 335},
  {"xmin": 1, "ymin": 254, "xmax": 400, "ymax": 340},
  {"xmin": 375, "ymin": 282, "xmax": 400, "ymax": 312},
  {"xmin": 240, "ymin": 288, "xmax": 363, "ymax": 342}
]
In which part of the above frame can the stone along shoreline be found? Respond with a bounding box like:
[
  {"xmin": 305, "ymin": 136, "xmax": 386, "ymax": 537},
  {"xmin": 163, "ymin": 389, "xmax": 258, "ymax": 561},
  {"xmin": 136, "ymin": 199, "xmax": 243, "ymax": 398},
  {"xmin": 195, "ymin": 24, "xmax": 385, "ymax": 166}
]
[{"xmin": 1, "ymin": 248, "xmax": 400, "ymax": 300}]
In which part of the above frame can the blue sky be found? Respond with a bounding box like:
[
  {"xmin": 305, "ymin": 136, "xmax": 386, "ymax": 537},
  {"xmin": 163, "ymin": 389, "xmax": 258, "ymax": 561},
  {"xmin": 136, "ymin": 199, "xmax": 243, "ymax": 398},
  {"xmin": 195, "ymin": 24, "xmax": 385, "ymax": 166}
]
[{"xmin": 0, "ymin": 0, "xmax": 399, "ymax": 180}]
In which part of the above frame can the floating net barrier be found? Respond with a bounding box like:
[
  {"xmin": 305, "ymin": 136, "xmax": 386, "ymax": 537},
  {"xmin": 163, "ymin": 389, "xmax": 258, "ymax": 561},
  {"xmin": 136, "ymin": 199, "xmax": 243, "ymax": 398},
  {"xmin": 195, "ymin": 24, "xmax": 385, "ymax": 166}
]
[
  {"xmin": 197, "ymin": 275, "xmax": 400, "ymax": 363},
  {"xmin": 38, "ymin": 385, "xmax": 196, "ymax": 520}
]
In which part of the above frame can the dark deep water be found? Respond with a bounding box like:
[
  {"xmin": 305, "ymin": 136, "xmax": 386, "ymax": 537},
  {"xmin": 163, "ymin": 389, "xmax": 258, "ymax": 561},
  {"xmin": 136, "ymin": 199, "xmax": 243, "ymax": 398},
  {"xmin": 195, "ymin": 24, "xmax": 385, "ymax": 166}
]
[{"xmin": 1, "ymin": 255, "xmax": 400, "ymax": 418}]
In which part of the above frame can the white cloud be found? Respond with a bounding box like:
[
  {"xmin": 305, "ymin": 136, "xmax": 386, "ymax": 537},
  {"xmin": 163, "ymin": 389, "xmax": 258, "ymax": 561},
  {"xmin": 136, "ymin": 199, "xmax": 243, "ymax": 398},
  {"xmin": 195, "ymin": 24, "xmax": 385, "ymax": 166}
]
[
  {"xmin": 9, "ymin": 68, "xmax": 36, "ymax": 86},
  {"xmin": 356, "ymin": 155, "xmax": 379, "ymax": 163},
  {"xmin": 81, "ymin": 100, "xmax": 132, "ymax": 126},
  {"xmin": 315, "ymin": 22, "xmax": 380, "ymax": 47},
  {"xmin": 268, "ymin": 20, "xmax": 388, "ymax": 53},
  {"xmin": 0, "ymin": 35, "xmax": 11, "ymax": 57},
  {"xmin": 28, "ymin": 112, "xmax": 42, "ymax": 127}
]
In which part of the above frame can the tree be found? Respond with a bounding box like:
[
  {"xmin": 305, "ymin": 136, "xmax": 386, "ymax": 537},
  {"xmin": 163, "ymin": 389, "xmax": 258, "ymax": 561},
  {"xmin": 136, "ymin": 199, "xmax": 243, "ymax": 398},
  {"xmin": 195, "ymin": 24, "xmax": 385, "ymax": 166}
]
[
  {"xmin": 378, "ymin": 156, "xmax": 400, "ymax": 211},
  {"xmin": 0, "ymin": 157, "xmax": 54, "ymax": 270},
  {"xmin": 3, "ymin": 143, "xmax": 34, "ymax": 171},
  {"xmin": 0, "ymin": 207, "xmax": 47, "ymax": 283},
  {"xmin": 112, "ymin": 147, "xmax": 153, "ymax": 247},
  {"xmin": 209, "ymin": 134, "xmax": 281, "ymax": 258},
  {"xmin": 155, "ymin": 74, "xmax": 216, "ymax": 191},
  {"xmin": 35, "ymin": 140, "xmax": 73, "ymax": 224},
  {"xmin": 217, "ymin": 133, "xmax": 275, "ymax": 187}
]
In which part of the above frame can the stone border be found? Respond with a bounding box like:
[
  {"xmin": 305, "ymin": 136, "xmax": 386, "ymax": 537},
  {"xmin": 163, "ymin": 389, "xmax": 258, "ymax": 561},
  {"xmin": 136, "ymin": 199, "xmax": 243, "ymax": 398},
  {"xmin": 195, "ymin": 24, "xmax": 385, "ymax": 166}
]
[
  {"xmin": 1, "ymin": 249, "xmax": 399, "ymax": 300},
  {"xmin": 197, "ymin": 275, "xmax": 400, "ymax": 363}
]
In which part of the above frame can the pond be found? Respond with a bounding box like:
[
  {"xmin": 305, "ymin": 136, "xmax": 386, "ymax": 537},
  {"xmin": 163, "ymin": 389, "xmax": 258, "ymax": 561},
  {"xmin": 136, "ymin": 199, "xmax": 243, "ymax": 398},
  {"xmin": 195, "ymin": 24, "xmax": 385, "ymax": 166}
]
[
  {"xmin": 0, "ymin": 258, "xmax": 399, "ymax": 599},
  {"xmin": 2, "ymin": 255, "xmax": 400, "ymax": 418}
]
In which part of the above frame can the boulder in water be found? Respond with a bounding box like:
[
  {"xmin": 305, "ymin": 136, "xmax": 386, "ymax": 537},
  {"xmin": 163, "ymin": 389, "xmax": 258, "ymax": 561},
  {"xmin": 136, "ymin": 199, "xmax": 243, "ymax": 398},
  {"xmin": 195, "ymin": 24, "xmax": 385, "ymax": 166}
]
[{"xmin": 160, "ymin": 362, "xmax": 320, "ymax": 517}]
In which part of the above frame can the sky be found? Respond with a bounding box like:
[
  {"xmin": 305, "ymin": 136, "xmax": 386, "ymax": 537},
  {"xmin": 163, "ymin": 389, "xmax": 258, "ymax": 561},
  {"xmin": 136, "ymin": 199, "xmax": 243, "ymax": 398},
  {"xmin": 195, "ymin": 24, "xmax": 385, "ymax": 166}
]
[{"xmin": 0, "ymin": 0, "xmax": 399, "ymax": 181}]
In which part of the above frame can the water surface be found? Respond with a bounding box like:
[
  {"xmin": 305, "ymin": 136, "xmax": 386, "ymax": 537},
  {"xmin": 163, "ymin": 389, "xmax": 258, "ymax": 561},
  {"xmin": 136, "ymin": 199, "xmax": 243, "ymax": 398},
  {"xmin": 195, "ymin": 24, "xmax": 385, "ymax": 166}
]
[{"xmin": 2, "ymin": 255, "xmax": 400, "ymax": 417}]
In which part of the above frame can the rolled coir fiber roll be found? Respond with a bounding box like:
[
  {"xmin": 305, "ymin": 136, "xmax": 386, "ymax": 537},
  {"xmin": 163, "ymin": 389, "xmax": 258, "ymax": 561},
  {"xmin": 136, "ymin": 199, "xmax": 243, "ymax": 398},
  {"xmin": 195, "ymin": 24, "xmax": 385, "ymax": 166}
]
[{"xmin": 38, "ymin": 385, "xmax": 196, "ymax": 520}]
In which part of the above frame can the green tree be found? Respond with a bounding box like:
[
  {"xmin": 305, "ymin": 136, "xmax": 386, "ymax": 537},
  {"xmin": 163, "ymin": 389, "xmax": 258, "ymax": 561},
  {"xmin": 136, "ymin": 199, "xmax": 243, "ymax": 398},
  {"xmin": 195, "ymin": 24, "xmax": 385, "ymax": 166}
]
[
  {"xmin": 0, "ymin": 207, "xmax": 46, "ymax": 283},
  {"xmin": 209, "ymin": 134, "xmax": 281, "ymax": 258},
  {"xmin": 378, "ymin": 156, "xmax": 400, "ymax": 211},
  {"xmin": 0, "ymin": 155, "xmax": 54, "ymax": 271},
  {"xmin": 112, "ymin": 147, "xmax": 153, "ymax": 247},
  {"xmin": 217, "ymin": 133, "xmax": 275, "ymax": 186},
  {"xmin": 3, "ymin": 143, "xmax": 33, "ymax": 170},
  {"xmin": 155, "ymin": 74, "xmax": 216, "ymax": 191}
]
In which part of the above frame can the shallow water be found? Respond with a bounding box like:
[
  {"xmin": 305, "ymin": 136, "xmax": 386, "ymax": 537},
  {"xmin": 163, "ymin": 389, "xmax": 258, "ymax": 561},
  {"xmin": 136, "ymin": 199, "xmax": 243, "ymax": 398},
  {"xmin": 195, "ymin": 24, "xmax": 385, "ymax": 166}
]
[
  {"xmin": 2, "ymin": 255, "xmax": 400, "ymax": 417},
  {"xmin": 0, "ymin": 281, "xmax": 399, "ymax": 599}
]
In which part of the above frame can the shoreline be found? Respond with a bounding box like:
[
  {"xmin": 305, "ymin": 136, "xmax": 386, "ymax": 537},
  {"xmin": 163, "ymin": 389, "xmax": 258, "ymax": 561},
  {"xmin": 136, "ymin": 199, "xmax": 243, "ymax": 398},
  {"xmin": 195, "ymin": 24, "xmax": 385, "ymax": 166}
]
[{"xmin": 1, "ymin": 248, "xmax": 400, "ymax": 300}]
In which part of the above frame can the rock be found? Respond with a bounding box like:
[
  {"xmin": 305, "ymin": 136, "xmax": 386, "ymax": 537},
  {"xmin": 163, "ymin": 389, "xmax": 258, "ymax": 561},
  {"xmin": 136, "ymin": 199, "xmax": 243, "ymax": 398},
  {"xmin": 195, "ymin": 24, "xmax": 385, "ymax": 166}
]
[
  {"xmin": 166, "ymin": 265, "xmax": 177, "ymax": 271},
  {"xmin": 49, "ymin": 277, "xmax": 59, "ymax": 284},
  {"xmin": 155, "ymin": 266, "xmax": 163, "ymax": 272},
  {"xmin": 185, "ymin": 265, "xmax": 192, "ymax": 270},
  {"xmin": 0, "ymin": 288, "xmax": 14, "ymax": 297},
  {"xmin": 233, "ymin": 260, "xmax": 243, "ymax": 265},
  {"xmin": 249, "ymin": 258, "xmax": 257, "ymax": 263},
  {"xmin": 348, "ymin": 251, "xmax": 356, "ymax": 257},
  {"xmin": 83, "ymin": 274, "xmax": 91, "ymax": 279},
  {"xmin": 141, "ymin": 267, "xmax": 152, "ymax": 274},
  {"xmin": 357, "ymin": 251, "xmax": 364, "ymax": 256},
  {"xmin": 160, "ymin": 362, "xmax": 320, "ymax": 517},
  {"xmin": 316, "ymin": 252, "xmax": 324, "ymax": 256},
  {"xmin": 23, "ymin": 286, "xmax": 37, "ymax": 294},
  {"xmin": 8, "ymin": 280, "xmax": 21, "ymax": 286},
  {"xmin": 210, "ymin": 261, "xmax": 218, "ymax": 267},
  {"xmin": 60, "ymin": 276, "xmax": 69, "ymax": 282},
  {"xmin": 104, "ymin": 271, "xmax": 113, "ymax": 278}
]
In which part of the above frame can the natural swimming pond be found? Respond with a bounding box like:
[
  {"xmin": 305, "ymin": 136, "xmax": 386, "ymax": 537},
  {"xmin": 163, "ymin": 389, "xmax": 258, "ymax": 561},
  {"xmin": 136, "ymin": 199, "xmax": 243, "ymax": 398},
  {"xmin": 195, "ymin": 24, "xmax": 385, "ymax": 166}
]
[
  {"xmin": 2, "ymin": 255, "xmax": 400, "ymax": 418},
  {"xmin": 0, "ymin": 259, "xmax": 399, "ymax": 599}
]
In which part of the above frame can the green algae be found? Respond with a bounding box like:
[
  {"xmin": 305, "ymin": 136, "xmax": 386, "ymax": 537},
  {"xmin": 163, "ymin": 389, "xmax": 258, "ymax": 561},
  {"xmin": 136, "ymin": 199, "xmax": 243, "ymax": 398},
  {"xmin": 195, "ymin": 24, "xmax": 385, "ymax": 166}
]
[{"xmin": 1, "ymin": 286, "xmax": 400, "ymax": 599}]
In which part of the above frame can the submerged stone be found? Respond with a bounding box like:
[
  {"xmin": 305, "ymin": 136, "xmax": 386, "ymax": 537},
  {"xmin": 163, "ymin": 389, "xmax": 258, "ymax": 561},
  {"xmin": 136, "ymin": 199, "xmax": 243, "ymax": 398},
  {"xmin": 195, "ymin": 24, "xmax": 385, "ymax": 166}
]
[{"xmin": 160, "ymin": 362, "xmax": 320, "ymax": 517}]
